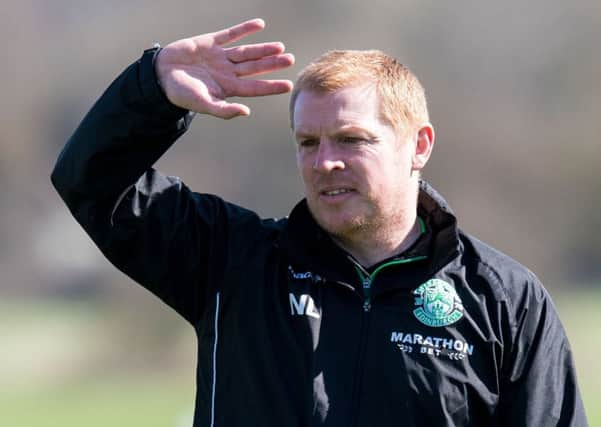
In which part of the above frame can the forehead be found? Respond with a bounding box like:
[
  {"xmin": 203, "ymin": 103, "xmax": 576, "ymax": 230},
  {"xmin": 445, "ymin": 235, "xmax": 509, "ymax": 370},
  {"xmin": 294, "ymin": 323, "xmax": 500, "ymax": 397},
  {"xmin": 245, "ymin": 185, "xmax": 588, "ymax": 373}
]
[{"xmin": 293, "ymin": 85, "xmax": 384, "ymax": 133}]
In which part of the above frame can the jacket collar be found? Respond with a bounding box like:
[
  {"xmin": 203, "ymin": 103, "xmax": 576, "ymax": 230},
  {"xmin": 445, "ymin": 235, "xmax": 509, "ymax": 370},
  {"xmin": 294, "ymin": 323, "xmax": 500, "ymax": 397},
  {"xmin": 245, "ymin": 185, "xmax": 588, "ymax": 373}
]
[
  {"xmin": 416, "ymin": 180, "xmax": 461, "ymax": 277},
  {"xmin": 279, "ymin": 180, "xmax": 461, "ymax": 290}
]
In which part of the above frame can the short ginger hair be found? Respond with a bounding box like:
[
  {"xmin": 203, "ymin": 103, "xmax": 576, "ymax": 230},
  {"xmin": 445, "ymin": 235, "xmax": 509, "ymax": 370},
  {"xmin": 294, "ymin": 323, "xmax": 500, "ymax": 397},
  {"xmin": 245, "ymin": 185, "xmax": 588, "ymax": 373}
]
[{"xmin": 289, "ymin": 50, "xmax": 429, "ymax": 132}]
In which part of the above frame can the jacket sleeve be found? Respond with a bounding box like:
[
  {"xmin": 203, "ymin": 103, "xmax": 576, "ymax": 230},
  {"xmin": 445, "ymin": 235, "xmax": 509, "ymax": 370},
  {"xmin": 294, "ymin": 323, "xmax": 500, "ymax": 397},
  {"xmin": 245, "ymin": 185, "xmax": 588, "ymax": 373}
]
[
  {"xmin": 51, "ymin": 47, "xmax": 248, "ymax": 325},
  {"xmin": 496, "ymin": 274, "xmax": 588, "ymax": 427}
]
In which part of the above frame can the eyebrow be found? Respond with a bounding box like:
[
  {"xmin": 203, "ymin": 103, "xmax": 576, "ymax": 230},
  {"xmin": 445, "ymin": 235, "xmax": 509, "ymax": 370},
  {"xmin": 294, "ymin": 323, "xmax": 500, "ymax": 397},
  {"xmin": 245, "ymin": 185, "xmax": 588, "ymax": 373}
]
[
  {"xmin": 294, "ymin": 125, "xmax": 378, "ymax": 140},
  {"xmin": 293, "ymin": 130, "xmax": 315, "ymax": 140},
  {"xmin": 335, "ymin": 125, "xmax": 378, "ymax": 139}
]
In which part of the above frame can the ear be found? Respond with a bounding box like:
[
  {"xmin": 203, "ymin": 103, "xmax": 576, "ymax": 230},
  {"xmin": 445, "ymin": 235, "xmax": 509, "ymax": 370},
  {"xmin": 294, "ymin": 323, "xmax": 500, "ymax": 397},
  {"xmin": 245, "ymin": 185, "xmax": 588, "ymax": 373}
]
[{"xmin": 412, "ymin": 123, "xmax": 435, "ymax": 172}]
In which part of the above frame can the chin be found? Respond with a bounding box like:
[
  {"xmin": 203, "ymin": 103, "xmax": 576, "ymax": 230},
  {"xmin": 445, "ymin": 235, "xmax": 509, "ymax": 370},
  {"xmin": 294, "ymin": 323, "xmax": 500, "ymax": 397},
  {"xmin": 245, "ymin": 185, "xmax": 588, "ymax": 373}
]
[
  {"xmin": 313, "ymin": 212, "xmax": 365, "ymax": 239},
  {"xmin": 307, "ymin": 200, "xmax": 361, "ymax": 235}
]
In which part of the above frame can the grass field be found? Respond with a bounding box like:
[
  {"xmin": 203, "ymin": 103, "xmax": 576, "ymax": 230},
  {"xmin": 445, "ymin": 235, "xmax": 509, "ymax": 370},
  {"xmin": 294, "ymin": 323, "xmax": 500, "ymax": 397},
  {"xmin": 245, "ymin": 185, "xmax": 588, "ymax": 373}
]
[
  {"xmin": 1, "ymin": 289, "xmax": 599, "ymax": 426},
  {"xmin": 0, "ymin": 380, "xmax": 193, "ymax": 427},
  {"xmin": 554, "ymin": 289, "xmax": 601, "ymax": 425}
]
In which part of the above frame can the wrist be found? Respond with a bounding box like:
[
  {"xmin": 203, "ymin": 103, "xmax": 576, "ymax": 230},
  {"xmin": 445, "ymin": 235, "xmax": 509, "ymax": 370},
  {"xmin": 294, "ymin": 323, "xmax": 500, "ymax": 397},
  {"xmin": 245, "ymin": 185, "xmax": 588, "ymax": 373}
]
[{"xmin": 138, "ymin": 45, "xmax": 188, "ymax": 118}]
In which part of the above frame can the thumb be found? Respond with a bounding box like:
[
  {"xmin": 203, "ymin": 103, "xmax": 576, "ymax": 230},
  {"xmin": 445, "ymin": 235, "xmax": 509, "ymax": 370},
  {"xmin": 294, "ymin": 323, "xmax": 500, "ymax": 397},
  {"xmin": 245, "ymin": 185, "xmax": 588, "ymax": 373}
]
[{"xmin": 204, "ymin": 100, "xmax": 251, "ymax": 119}]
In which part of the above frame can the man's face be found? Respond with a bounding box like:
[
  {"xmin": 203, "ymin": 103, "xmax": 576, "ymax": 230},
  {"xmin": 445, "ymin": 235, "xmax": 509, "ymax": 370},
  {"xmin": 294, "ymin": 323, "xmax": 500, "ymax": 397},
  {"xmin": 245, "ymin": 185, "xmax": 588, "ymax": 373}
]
[{"xmin": 293, "ymin": 85, "xmax": 419, "ymax": 240}]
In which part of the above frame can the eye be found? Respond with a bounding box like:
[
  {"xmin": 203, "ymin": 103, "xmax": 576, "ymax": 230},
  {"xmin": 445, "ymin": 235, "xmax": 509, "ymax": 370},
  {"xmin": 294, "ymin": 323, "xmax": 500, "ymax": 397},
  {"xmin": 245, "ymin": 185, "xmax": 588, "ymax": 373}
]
[
  {"xmin": 339, "ymin": 136, "xmax": 365, "ymax": 144},
  {"xmin": 298, "ymin": 138, "xmax": 318, "ymax": 147}
]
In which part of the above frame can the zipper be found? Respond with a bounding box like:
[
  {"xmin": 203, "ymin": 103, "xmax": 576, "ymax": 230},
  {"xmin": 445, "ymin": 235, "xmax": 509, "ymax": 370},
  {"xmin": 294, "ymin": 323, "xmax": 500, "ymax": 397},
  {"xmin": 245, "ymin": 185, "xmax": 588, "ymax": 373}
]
[
  {"xmin": 349, "ymin": 291, "xmax": 371, "ymax": 427},
  {"xmin": 358, "ymin": 270, "xmax": 372, "ymax": 312},
  {"xmin": 353, "ymin": 255, "xmax": 427, "ymax": 311},
  {"xmin": 348, "ymin": 255, "xmax": 427, "ymax": 426},
  {"xmin": 348, "ymin": 215, "xmax": 428, "ymax": 310}
]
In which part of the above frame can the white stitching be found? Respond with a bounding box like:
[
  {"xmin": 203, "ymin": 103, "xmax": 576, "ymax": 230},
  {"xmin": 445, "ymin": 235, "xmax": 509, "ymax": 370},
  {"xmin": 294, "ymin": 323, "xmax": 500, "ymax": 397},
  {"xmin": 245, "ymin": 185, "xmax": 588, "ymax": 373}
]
[{"xmin": 210, "ymin": 292, "xmax": 221, "ymax": 427}]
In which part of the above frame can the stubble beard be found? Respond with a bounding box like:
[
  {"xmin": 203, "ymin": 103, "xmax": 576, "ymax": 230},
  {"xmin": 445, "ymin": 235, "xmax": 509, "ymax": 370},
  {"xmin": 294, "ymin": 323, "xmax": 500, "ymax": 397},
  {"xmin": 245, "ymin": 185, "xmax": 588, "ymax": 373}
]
[
  {"xmin": 309, "ymin": 197, "xmax": 400, "ymax": 243},
  {"xmin": 309, "ymin": 190, "xmax": 416, "ymax": 254}
]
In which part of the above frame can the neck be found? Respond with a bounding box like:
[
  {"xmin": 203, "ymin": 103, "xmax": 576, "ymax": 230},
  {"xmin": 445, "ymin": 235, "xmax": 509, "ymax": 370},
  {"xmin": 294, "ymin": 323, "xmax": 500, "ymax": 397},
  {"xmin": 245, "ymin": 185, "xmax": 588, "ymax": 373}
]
[{"xmin": 332, "ymin": 211, "xmax": 421, "ymax": 268}]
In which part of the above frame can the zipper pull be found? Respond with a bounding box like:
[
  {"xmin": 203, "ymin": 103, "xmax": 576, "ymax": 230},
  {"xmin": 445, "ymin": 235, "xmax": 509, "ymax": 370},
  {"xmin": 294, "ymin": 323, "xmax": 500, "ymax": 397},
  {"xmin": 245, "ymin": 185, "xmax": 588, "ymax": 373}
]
[{"xmin": 361, "ymin": 276, "xmax": 372, "ymax": 312}]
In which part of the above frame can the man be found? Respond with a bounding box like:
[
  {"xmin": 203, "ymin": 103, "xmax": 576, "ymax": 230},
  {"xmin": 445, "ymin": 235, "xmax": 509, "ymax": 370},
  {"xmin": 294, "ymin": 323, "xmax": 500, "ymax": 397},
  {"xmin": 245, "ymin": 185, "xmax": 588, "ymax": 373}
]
[{"xmin": 51, "ymin": 18, "xmax": 587, "ymax": 427}]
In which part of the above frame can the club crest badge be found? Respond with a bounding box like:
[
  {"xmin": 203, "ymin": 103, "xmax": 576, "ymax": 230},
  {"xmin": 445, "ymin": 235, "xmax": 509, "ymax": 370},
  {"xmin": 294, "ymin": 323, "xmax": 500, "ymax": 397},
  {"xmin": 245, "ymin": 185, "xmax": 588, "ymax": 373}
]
[{"xmin": 413, "ymin": 279, "xmax": 464, "ymax": 327}]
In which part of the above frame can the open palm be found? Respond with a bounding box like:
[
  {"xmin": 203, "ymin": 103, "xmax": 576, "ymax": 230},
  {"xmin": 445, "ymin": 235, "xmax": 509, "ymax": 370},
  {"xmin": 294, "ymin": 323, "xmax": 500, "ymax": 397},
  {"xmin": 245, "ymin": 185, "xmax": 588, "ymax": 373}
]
[{"xmin": 155, "ymin": 19, "xmax": 294, "ymax": 119}]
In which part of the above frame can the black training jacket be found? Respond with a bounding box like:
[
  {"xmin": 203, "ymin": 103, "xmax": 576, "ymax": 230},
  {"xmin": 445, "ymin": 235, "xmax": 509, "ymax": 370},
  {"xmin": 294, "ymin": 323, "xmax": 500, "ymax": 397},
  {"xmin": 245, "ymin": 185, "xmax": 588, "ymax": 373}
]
[{"xmin": 51, "ymin": 48, "xmax": 588, "ymax": 427}]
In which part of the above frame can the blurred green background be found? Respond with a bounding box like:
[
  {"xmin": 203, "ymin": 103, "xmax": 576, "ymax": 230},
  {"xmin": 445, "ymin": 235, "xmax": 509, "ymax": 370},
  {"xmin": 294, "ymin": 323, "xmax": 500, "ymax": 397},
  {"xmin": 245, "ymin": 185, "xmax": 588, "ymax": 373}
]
[{"xmin": 2, "ymin": 0, "xmax": 600, "ymax": 425}]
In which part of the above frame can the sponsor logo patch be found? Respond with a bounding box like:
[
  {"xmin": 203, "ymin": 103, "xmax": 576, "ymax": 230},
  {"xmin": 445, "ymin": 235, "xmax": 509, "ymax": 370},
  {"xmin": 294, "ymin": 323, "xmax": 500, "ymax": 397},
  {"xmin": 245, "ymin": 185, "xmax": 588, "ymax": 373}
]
[
  {"xmin": 390, "ymin": 331, "xmax": 474, "ymax": 360},
  {"xmin": 413, "ymin": 279, "xmax": 463, "ymax": 327}
]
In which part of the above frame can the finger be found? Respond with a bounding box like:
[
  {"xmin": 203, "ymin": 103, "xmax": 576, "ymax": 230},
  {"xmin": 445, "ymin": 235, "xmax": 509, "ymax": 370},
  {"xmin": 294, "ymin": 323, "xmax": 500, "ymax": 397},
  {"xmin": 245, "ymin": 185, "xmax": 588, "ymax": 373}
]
[
  {"xmin": 225, "ymin": 42, "xmax": 286, "ymax": 63},
  {"xmin": 234, "ymin": 53, "xmax": 295, "ymax": 77},
  {"xmin": 229, "ymin": 79, "xmax": 294, "ymax": 97},
  {"xmin": 212, "ymin": 18, "xmax": 265, "ymax": 46},
  {"xmin": 204, "ymin": 99, "xmax": 251, "ymax": 119}
]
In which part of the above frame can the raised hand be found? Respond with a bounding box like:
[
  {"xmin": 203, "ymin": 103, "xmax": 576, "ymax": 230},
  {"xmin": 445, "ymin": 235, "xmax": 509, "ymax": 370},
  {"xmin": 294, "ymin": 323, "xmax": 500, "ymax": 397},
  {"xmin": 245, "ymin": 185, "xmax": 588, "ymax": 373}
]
[{"xmin": 155, "ymin": 18, "xmax": 295, "ymax": 119}]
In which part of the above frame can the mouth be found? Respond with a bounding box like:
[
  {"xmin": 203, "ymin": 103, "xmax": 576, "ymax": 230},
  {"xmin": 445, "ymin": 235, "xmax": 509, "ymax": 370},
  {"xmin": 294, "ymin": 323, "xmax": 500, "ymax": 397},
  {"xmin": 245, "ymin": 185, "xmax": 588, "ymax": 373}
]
[
  {"xmin": 320, "ymin": 188, "xmax": 355, "ymax": 196},
  {"xmin": 318, "ymin": 187, "xmax": 357, "ymax": 202}
]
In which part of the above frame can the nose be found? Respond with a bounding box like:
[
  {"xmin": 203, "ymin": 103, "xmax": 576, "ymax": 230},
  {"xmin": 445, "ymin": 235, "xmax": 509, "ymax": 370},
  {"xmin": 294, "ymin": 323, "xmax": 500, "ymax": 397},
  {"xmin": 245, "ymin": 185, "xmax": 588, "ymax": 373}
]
[{"xmin": 313, "ymin": 139, "xmax": 345, "ymax": 173}]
